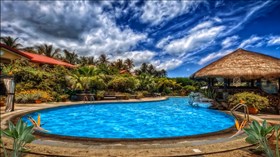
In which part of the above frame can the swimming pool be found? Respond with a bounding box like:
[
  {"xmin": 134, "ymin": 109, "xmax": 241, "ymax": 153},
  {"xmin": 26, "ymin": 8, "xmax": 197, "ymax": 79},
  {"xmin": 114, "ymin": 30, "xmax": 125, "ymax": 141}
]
[{"xmin": 22, "ymin": 97, "xmax": 234, "ymax": 139}]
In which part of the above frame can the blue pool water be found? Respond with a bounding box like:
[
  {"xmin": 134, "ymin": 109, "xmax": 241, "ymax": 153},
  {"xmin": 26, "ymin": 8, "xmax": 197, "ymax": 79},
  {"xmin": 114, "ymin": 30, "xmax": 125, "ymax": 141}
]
[{"xmin": 22, "ymin": 97, "xmax": 234, "ymax": 139}]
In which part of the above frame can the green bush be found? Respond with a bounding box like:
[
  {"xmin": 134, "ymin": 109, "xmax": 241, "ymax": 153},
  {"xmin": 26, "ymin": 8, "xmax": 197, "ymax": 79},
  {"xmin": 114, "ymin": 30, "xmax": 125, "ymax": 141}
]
[
  {"xmin": 201, "ymin": 88, "xmax": 217, "ymax": 100},
  {"xmin": 181, "ymin": 85, "xmax": 196, "ymax": 95},
  {"xmin": 4, "ymin": 60, "xmax": 69, "ymax": 100},
  {"xmin": 15, "ymin": 89, "xmax": 53, "ymax": 103},
  {"xmin": 96, "ymin": 90, "xmax": 105, "ymax": 100},
  {"xmin": 108, "ymin": 76, "xmax": 139, "ymax": 92},
  {"xmin": 136, "ymin": 92, "xmax": 145, "ymax": 99},
  {"xmin": 228, "ymin": 92, "xmax": 269, "ymax": 110},
  {"xmin": 156, "ymin": 78, "xmax": 182, "ymax": 94},
  {"xmin": 91, "ymin": 76, "xmax": 107, "ymax": 90}
]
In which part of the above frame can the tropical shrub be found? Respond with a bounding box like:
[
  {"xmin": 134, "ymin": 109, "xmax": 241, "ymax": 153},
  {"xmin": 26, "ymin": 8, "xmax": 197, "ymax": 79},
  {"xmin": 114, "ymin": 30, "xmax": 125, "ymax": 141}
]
[
  {"xmin": 172, "ymin": 77, "xmax": 195, "ymax": 86},
  {"xmin": 155, "ymin": 78, "xmax": 182, "ymax": 94},
  {"xmin": 201, "ymin": 88, "xmax": 217, "ymax": 100},
  {"xmin": 183, "ymin": 85, "xmax": 196, "ymax": 91},
  {"xmin": 96, "ymin": 90, "xmax": 105, "ymax": 100},
  {"xmin": 244, "ymin": 120, "xmax": 279, "ymax": 157},
  {"xmin": 1, "ymin": 119, "xmax": 36, "ymax": 157},
  {"xmin": 141, "ymin": 91, "xmax": 150, "ymax": 97},
  {"xmin": 59, "ymin": 94, "xmax": 69, "ymax": 102},
  {"xmin": 90, "ymin": 76, "xmax": 107, "ymax": 90},
  {"xmin": 228, "ymin": 92, "xmax": 269, "ymax": 110},
  {"xmin": 180, "ymin": 85, "xmax": 196, "ymax": 95},
  {"xmin": 15, "ymin": 89, "xmax": 53, "ymax": 103},
  {"xmin": 108, "ymin": 76, "xmax": 139, "ymax": 92},
  {"xmin": 135, "ymin": 92, "xmax": 145, "ymax": 99},
  {"xmin": 137, "ymin": 74, "xmax": 157, "ymax": 92},
  {"xmin": 3, "ymin": 60, "xmax": 69, "ymax": 101}
]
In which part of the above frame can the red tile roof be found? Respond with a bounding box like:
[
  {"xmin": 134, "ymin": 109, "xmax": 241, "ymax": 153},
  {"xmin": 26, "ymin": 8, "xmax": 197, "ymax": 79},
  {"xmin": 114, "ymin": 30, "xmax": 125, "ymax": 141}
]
[
  {"xmin": 0, "ymin": 43, "xmax": 74, "ymax": 68},
  {"xmin": 21, "ymin": 51, "xmax": 75, "ymax": 68},
  {"xmin": 0, "ymin": 43, "xmax": 30, "ymax": 59}
]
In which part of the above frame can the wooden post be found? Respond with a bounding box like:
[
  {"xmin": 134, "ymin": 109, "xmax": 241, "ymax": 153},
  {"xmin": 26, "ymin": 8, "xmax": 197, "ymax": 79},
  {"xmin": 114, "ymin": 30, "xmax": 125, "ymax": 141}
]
[
  {"xmin": 223, "ymin": 78, "xmax": 227, "ymax": 89},
  {"xmin": 256, "ymin": 79, "xmax": 261, "ymax": 88},
  {"xmin": 278, "ymin": 78, "xmax": 280, "ymax": 93},
  {"xmin": 207, "ymin": 78, "xmax": 211, "ymax": 88},
  {"xmin": 227, "ymin": 79, "xmax": 230, "ymax": 87},
  {"xmin": 251, "ymin": 80, "xmax": 254, "ymax": 87}
]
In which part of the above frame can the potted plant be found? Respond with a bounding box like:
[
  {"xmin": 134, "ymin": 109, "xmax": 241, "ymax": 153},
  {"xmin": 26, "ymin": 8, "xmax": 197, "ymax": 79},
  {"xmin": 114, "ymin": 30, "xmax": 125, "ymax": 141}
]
[
  {"xmin": 0, "ymin": 96, "xmax": 5, "ymax": 106},
  {"xmin": 228, "ymin": 92, "xmax": 269, "ymax": 114},
  {"xmin": 34, "ymin": 92, "xmax": 42, "ymax": 104}
]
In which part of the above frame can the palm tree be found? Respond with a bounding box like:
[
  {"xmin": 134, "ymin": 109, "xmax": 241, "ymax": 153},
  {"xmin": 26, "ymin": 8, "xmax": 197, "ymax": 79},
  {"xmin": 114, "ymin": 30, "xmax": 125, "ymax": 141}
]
[
  {"xmin": 78, "ymin": 56, "xmax": 96, "ymax": 65},
  {"xmin": 159, "ymin": 69, "xmax": 167, "ymax": 77},
  {"xmin": 124, "ymin": 58, "xmax": 134, "ymax": 71},
  {"xmin": 140, "ymin": 63, "xmax": 148, "ymax": 73},
  {"xmin": 21, "ymin": 47, "xmax": 37, "ymax": 54},
  {"xmin": 114, "ymin": 59, "xmax": 124, "ymax": 70},
  {"xmin": 0, "ymin": 36, "xmax": 22, "ymax": 49},
  {"xmin": 87, "ymin": 56, "xmax": 96, "ymax": 65},
  {"xmin": 98, "ymin": 54, "xmax": 109, "ymax": 65},
  {"xmin": 147, "ymin": 64, "xmax": 155, "ymax": 75},
  {"xmin": 35, "ymin": 44, "xmax": 61, "ymax": 58},
  {"xmin": 63, "ymin": 49, "xmax": 78, "ymax": 64}
]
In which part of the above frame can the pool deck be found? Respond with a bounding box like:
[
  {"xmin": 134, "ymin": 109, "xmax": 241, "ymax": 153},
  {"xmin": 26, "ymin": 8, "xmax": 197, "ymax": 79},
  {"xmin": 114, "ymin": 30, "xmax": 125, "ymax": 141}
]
[{"xmin": 1, "ymin": 97, "xmax": 279, "ymax": 157}]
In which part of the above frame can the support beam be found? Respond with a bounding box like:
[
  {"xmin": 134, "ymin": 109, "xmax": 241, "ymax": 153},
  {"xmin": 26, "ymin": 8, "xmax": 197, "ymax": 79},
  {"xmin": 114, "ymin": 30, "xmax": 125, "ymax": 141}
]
[
  {"xmin": 250, "ymin": 80, "xmax": 254, "ymax": 87},
  {"xmin": 278, "ymin": 78, "xmax": 280, "ymax": 93}
]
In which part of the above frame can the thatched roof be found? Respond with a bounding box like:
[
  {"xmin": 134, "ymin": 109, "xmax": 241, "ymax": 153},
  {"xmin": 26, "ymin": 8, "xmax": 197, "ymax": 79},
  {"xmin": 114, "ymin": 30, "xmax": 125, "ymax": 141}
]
[{"xmin": 193, "ymin": 48, "xmax": 280, "ymax": 80}]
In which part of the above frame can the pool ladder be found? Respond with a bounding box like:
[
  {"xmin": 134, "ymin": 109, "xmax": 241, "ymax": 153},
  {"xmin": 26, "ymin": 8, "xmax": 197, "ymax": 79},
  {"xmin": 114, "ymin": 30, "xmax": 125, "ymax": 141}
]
[{"xmin": 230, "ymin": 103, "xmax": 249, "ymax": 130}]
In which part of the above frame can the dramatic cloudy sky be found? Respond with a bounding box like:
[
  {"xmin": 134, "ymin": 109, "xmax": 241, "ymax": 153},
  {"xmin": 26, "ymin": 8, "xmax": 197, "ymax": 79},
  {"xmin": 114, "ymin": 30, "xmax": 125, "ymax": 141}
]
[{"xmin": 1, "ymin": 0, "xmax": 280, "ymax": 77}]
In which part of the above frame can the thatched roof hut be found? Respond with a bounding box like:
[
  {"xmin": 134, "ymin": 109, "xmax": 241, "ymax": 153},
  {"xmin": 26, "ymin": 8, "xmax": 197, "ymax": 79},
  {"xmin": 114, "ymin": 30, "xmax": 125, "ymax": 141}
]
[{"xmin": 193, "ymin": 49, "xmax": 280, "ymax": 80}]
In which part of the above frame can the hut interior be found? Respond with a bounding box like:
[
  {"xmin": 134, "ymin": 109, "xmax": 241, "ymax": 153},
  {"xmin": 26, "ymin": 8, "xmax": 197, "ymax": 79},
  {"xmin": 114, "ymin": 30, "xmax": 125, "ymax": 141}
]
[{"xmin": 193, "ymin": 48, "xmax": 280, "ymax": 114}]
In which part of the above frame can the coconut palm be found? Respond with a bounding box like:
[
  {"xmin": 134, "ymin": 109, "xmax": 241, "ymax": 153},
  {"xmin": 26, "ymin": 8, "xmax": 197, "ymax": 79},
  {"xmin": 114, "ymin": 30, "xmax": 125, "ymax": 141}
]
[
  {"xmin": 154, "ymin": 69, "xmax": 167, "ymax": 77},
  {"xmin": 124, "ymin": 58, "xmax": 134, "ymax": 71},
  {"xmin": 159, "ymin": 69, "xmax": 167, "ymax": 77},
  {"xmin": 98, "ymin": 54, "xmax": 109, "ymax": 65},
  {"xmin": 78, "ymin": 56, "xmax": 96, "ymax": 65},
  {"xmin": 21, "ymin": 47, "xmax": 37, "ymax": 54},
  {"xmin": 35, "ymin": 44, "xmax": 61, "ymax": 58},
  {"xmin": 0, "ymin": 36, "xmax": 23, "ymax": 49},
  {"xmin": 63, "ymin": 49, "xmax": 78, "ymax": 64},
  {"xmin": 114, "ymin": 59, "xmax": 124, "ymax": 70},
  {"xmin": 86, "ymin": 56, "xmax": 96, "ymax": 65},
  {"xmin": 147, "ymin": 64, "xmax": 155, "ymax": 75},
  {"xmin": 140, "ymin": 63, "xmax": 148, "ymax": 73}
]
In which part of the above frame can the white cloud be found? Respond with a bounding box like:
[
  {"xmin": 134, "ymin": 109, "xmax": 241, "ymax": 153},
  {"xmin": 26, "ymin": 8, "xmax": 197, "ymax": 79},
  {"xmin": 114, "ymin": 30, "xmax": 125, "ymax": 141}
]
[
  {"xmin": 114, "ymin": 50, "xmax": 156, "ymax": 65},
  {"xmin": 198, "ymin": 49, "xmax": 234, "ymax": 65},
  {"xmin": 238, "ymin": 35, "xmax": 262, "ymax": 48},
  {"xmin": 221, "ymin": 35, "xmax": 239, "ymax": 48},
  {"xmin": 156, "ymin": 36, "xmax": 172, "ymax": 48},
  {"xmin": 267, "ymin": 36, "xmax": 280, "ymax": 45},
  {"xmin": 82, "ymin": 15, "xmax": 147, "ymax": 56},
  {"xmin": 164, "ymin": 26, "xmax": 225, "ymax": 55},
  {"xmin": 152, "ymin": 58, "xmax": 184, "ymax": 70},
  {"xmin": 140, "ymin": 1, "xmax": 203, "ymax": 26},
  {"xmin": 189, "ymin": 21, "xmax": 213, "ymax": 33}
]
